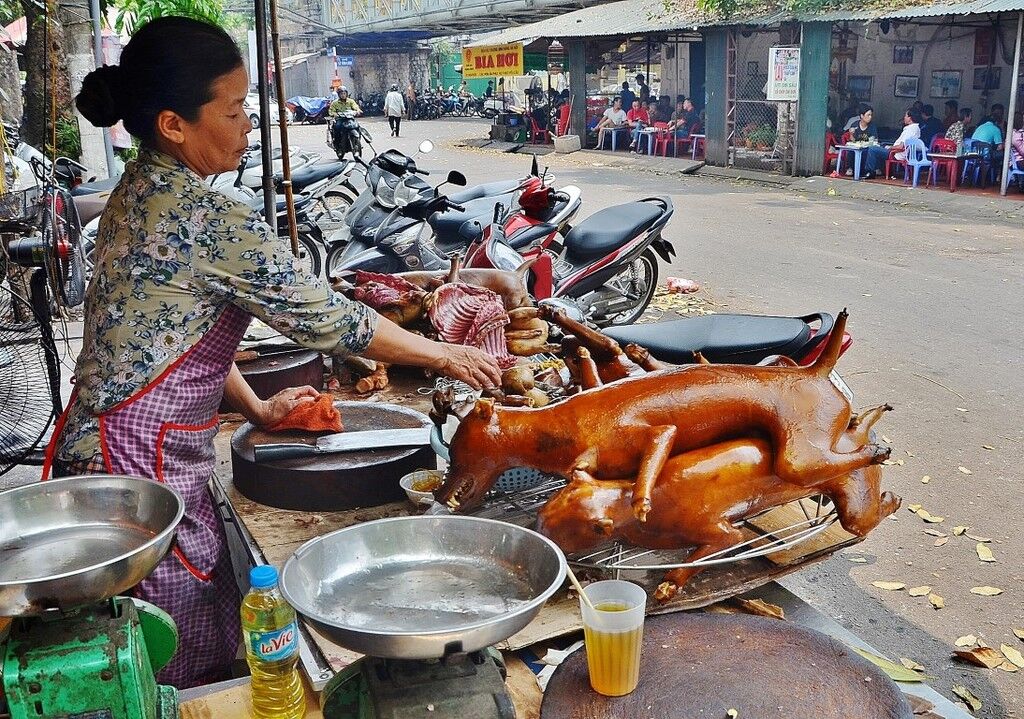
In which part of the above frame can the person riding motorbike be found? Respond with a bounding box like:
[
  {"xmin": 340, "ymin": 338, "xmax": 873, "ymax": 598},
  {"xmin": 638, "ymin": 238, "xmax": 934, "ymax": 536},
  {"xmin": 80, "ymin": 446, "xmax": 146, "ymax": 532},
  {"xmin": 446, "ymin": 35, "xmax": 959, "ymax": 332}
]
[{"xmin": 329, "ymin": 86, "xmax": 362, "ymax": 117}]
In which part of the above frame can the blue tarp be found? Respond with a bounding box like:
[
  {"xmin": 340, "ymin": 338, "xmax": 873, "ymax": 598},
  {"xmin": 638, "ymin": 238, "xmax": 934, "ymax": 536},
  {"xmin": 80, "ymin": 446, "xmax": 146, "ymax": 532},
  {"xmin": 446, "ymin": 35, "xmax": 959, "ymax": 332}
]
[{"xmin": 286, "ymin": 96, "xmax": 331, "ymax": 115}]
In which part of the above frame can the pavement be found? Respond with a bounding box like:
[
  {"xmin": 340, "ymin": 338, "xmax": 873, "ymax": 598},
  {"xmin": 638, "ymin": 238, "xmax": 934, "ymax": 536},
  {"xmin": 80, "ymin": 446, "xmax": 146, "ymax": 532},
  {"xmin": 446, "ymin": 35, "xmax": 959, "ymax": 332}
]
[
  {"xmin": 7, "ymin": 115, "xmax": 1020, "ymax": 717},
  {"xmin": 304, "ymin": 115, "xmax": 1024, "ymax": 717}
]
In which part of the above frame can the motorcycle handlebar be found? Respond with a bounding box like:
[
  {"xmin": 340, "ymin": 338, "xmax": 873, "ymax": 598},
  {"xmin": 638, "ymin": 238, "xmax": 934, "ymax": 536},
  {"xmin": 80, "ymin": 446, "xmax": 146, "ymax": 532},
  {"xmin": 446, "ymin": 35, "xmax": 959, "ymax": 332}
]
[
  {"xmin": 445, "ymin": 199, "xmax": 466, "ymax": 212},
  {"xmin": 411, "ymin": 167, "xmax": 430, "ymax": 176}
]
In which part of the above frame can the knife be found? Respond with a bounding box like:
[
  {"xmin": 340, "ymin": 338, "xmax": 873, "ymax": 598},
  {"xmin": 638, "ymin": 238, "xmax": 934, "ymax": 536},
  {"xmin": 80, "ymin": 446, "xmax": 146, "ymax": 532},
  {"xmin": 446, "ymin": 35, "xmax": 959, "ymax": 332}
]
[{"xmin": 253, "ymin": 427, "xmax": 432, "ymax": 463}]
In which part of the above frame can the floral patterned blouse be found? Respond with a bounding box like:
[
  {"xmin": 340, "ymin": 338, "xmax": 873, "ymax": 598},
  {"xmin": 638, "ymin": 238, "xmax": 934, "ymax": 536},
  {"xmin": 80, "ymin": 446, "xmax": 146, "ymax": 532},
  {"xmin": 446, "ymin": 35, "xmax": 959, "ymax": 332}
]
[{"xmin": 57, "ymin": 149, "xmax": 377, "ymax": 464}]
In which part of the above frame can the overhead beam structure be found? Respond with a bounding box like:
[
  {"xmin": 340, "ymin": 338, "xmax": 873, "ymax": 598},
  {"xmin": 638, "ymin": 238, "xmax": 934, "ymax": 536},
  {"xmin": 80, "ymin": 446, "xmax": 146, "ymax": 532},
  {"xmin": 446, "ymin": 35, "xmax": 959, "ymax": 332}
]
[{"xmin": 323, "ymin": 0, "xmax": 602, "ymax": 34}]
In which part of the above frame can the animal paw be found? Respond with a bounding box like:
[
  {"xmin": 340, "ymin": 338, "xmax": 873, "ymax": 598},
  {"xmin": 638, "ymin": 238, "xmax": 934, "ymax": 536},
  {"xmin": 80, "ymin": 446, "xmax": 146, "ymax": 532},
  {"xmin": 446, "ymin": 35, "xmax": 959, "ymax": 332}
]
[
  {"xmin": 632, "ymin": 496, "xmax": 652, "ymax": 522},
  {"xmin": 870, "ymin": 444, "xmax": 892, "ymax": 463},
  {"xmin": 881, "ymin": 491, "xmax": 901, "ymax": 515}
]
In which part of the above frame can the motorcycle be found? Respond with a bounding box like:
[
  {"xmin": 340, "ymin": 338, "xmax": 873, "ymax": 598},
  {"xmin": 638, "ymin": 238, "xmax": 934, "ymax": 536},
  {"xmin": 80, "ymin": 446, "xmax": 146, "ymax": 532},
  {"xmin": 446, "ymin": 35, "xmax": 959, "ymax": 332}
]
[
  {"xmin": 466, "ymin": 191, "xmax": 674, "ymax": 326},
  {"xmin": 328, "ymin": 111, "xmax": 372, "ymax": 161},
  {"xmin": 209, "ymin": 142, "xmax": 321, "ymax": 192},
  {"xmin": 286, "ymin": 96, "xmax": 331, "ymax": 124}
]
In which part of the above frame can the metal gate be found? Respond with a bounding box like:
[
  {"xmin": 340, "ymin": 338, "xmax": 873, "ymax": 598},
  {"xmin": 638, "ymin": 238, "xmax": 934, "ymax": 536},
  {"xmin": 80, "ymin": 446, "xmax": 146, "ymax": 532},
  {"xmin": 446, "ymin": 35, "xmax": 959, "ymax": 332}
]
[{"xmin": 726, "ymin": 29, "xmax": 797, "ymax": 174}]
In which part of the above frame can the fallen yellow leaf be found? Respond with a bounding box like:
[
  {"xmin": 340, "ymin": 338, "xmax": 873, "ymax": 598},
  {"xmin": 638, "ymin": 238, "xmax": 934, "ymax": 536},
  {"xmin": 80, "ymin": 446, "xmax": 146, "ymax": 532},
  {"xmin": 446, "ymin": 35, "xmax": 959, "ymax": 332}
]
[
  {"xmin": 956, "ymin": 407, "xmax": 969, "ymax": 413},
  {"xmin": 881, "ymin": 434, "xmax": 892, "ymax": 443},
  {"xmin": 908, "ymin": 585, "xmax": 931, "ymax": 597},
  {"xmin": 958, "ymin": 466, "xmax": 972, "ymax": 475},
  {"xmin": 920, "ymin": 475, "xmax": 930, "ymax": 484},
  {"xmin": 934, "ymin": 537, "xmax": 949, "ymax": 547},
  {"xmin": 952, "ymin": 526, "xmax": 969, "ymax": 535},
  {"xmin": 965, "ymin": 533, "xmax": 992, "ymax": 543},
  {"xmin": 951, "ymin": 684, "xmax": 981, "ymax": 712},
  {"xmin": 1001, "ymin": 644, "xmax": 1024, "ymax": 668},
  {"xmin": 976, "ymin": 544, "xmax": 996, "ymax": 563},
  {"xmin": 954, "ymin": 646, "xmax": 1004, "ymax": 669},
  {"xmin": 907, "ymin": 503, "xmax": 922, "ymax": 512},
  {"xmin": 923, "ymin": 528, "xmax": 946, "ymax": 537},
  {"xmin": 895, "ymin": 459, "xmax": 905, "ymax": 466},
  {"xmin": 1014, "ymin": 628, "xmax": 1024, "ymax": 641},
  {"xmin": 916, "ymin": 509, "xmax": 944, "ymax": 523},
  {"xmin": 851, "ymin": 647, "xmax": 927, "ymax": 682},
  {"xmin": 872, "ymin": 581, "xmax": 906, "ymax": 591},
  {"xmin": 981, "ymin": 444, "xmax": 994, "ymax": 450},
  {"xmin": 846, "ymin": 555, "xmax": 868, "ymax": 563},
  {"xmin": 971, "ymin": 586, "xmax": 1003, "ymax": 596},
  {"xmin": 899, "ymin": 657, "xmax": 925, "ymax": 672},
  {"xmin": 727, "ymin": 710, "xmax": 738, "ymax": 719},
  {"xmin": 736, "ymin": 598, "xmax": 785, "ymax": 620},
  {"xmin": 906, "ymin": 450, "xmax": 916, "ymax": 457},
  {"xmin": 997, "ymin": 661, "xmax": 1019, "ymax": 673},
  {"xmin": 955, "ymin": 635, "xmax": 978, "ymax": 647},
  {"xmin": 928, "ymin": 593, "xmax": 945, "ymax": 609}
]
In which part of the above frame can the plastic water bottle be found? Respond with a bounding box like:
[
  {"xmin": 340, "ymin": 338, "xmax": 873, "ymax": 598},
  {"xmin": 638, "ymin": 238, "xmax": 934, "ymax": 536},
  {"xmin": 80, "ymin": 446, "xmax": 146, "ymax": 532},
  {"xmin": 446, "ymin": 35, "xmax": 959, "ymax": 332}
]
[{"xmin": 241, "ymin": 565, "xmax": 305, "ymax": 719}]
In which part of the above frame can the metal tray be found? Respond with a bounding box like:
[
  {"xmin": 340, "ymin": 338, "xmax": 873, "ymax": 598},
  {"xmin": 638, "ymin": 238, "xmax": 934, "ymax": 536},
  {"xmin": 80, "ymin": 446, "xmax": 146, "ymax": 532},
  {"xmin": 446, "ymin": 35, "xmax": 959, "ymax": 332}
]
[
  {"xmin": 280, "ymin": 515, "xmax": 567, "ymax": 659},
  {"xmin": 0, "ymin": 475, "xmax": 184, "ymax": 615}
]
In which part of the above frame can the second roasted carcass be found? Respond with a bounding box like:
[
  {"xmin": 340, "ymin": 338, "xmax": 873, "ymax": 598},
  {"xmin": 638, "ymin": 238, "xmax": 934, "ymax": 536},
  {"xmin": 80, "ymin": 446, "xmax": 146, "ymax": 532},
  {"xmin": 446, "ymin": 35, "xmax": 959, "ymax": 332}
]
[
  {"xmin": 536, "ymin": 404, "xmax": 900, "ymax": 600},
  {"xmin": 429, "ymin": 282, "xmax": 516, "ymax": 369}
]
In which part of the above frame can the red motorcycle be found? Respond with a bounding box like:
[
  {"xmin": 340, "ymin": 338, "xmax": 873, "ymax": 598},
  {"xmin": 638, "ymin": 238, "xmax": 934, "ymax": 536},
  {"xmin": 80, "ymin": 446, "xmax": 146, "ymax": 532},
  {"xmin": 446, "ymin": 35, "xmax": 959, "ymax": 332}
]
[{"xmin": 465, "ymin": 177, "xmax": 675, "ymax": 327}]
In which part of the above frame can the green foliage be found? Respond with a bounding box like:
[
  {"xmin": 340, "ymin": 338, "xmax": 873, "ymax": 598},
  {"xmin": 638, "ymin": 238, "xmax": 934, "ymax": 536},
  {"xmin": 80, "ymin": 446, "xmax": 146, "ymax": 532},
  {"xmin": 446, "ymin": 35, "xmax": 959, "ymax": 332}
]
[
  {"xmin": 693, "ymin": 0, "xmax": 839, "ymax": 17},
  {"xmin": 113, "ymin": 0, "xmax": 226, "ymax": 35},
  {"xmin": 0, "ymin": 0, "xmax": 19, "ymax": 26},
  {"xmin": 54, "ymin": 115, "xmax": 81, "ymax": 159}
]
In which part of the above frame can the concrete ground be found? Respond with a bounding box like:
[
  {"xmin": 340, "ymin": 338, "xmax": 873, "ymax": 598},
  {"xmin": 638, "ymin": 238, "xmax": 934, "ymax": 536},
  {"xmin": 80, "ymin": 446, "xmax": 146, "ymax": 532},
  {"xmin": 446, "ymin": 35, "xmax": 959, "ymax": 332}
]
[
  {"xmin": 6, "ymin": 115, "xmax": 1019, "ymax": 716},
  {"xmin": 290, "ymin": 115, "xmax": 1023, "ymax": 716}
]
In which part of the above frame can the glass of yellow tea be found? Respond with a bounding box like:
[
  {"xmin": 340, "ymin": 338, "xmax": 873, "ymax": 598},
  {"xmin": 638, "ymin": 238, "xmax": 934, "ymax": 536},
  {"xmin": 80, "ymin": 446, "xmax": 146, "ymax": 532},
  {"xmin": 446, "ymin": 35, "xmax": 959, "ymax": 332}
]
[{"xmin": 579, "ymin": 580, "xmax": 647, "ymax": 697}]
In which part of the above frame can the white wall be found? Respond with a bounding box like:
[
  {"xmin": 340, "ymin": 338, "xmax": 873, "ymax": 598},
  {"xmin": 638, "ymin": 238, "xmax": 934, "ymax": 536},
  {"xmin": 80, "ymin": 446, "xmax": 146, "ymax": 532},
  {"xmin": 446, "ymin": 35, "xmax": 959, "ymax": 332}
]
[{"xmin": 834, "ymin": 20, "xmax": 1018, "ymax": 128}]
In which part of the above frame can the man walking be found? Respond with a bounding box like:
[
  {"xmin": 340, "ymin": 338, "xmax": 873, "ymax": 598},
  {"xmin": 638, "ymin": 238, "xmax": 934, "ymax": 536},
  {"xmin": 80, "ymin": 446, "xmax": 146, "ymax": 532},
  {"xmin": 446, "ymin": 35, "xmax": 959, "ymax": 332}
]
[{"xmin": 385, "ymin": 83, "xmax": 406, "ymax": 137}]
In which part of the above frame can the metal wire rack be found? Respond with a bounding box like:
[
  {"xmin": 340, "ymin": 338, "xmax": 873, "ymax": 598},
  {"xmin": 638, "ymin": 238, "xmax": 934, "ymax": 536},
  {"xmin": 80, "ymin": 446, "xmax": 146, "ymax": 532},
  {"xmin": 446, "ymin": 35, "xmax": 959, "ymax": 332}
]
[{"xmin": 469, "ymin": 475, "xmax": 839, "ymax": 572}]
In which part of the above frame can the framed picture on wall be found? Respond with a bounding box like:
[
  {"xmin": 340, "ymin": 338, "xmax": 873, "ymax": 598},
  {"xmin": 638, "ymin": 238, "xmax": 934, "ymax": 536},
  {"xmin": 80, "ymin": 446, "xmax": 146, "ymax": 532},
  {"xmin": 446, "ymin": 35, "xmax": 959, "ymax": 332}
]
[
  {"xmin": 894, "ymin": 74, "xmax": 919, "ymax": 98},
  {"xmin": 847, "ymin": 75, "xmax": 873, "ymax": 102},
  {"xmin": 930, "ymin": 70, "xmax": 961, "ymax": 98},
  {"xmin": 893, "ymin": 45, "xmax": 914, "ymax": 64},
  {"xmin": 973, "ymin": 67, "xmax": 1001, "ymax": 90},
  {"xmin": 974, "ymin": 28, "xmax": 996, "ymax": 66}
]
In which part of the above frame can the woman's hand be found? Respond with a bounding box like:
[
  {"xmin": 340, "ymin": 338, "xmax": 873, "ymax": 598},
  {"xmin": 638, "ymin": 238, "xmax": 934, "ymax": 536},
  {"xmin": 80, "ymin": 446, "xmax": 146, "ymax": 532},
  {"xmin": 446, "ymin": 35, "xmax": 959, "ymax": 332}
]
[
  {"xmin": 430, "ymin": 345, "xmax": 501, "ymax": 390},
  {"xmin": 254, "ymin": 385, "xmax": 320, "ymax": 427}
]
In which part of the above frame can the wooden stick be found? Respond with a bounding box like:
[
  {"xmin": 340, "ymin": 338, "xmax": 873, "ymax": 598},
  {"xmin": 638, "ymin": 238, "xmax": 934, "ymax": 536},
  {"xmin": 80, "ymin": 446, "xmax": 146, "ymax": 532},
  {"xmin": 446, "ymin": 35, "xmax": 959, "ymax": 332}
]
[{"xmin": 566, "ymin": 565, "xmax": 595, "ymax": 610}]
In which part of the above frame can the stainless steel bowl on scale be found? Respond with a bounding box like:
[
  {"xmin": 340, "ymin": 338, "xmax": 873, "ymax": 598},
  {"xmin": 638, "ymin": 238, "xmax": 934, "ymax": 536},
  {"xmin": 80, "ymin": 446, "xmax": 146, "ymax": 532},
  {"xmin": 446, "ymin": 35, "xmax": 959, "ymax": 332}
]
[{"xmin": 280, "ymin": 515, "xmax": 568, "ymax": 660}]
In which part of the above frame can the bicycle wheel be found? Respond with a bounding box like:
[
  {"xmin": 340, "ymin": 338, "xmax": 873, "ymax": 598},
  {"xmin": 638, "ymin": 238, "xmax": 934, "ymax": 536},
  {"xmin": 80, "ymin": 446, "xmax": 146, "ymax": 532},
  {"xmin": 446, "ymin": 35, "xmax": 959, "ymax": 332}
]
[{"xmin": 292, "ymin": 231, "xmax": 323, "ymax": 278}]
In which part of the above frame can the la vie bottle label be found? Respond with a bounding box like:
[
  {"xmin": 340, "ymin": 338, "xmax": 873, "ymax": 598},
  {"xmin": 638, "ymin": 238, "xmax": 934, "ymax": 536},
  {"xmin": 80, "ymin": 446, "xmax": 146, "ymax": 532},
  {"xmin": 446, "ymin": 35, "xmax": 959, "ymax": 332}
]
[{"xmin": 249, "ymin": 623, "xmax": 298, "ymax": 661}]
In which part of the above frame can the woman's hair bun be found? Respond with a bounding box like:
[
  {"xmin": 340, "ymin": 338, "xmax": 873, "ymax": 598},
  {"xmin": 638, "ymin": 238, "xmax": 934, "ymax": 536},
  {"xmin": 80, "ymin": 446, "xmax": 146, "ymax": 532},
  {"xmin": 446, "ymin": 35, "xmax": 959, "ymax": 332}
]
[{"xmin": 76, "ymin": 65, "xmax": 124, "ymax": 127}]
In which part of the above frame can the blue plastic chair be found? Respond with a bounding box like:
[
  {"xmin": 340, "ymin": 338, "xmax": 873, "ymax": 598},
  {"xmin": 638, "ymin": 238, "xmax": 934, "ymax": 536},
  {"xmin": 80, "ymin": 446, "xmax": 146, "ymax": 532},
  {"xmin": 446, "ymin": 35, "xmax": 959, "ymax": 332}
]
[
  {"xmin": 960, "ymin": 139, "xmax": 997, "ymax": 187},
  {"xmin": 901, "ymin": 138, "xmax": 932, "ymax": 187},
  {"xmin": 1008, "ymin": 157, "xmax": 1024, "ymax": 191}
]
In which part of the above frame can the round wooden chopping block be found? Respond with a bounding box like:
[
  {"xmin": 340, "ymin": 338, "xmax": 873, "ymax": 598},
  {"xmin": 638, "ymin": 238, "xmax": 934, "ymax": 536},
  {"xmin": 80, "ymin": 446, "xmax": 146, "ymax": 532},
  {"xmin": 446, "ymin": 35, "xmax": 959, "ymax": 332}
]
[
  {"xmin": 220, "ymin": 350, "xmax": 324, "ymax": 413},
  {"xmin": 541, "ymin": 612, "xmax": 913, "ymax": 719},
  {"xmin": 231, "ymin": 401, "xmax": 436, "ymax": 511}
]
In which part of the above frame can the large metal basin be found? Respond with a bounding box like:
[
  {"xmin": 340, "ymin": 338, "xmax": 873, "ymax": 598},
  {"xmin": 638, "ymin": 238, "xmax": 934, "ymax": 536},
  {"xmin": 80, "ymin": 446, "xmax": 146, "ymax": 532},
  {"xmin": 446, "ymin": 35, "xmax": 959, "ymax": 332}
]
[
  {"xmin": 0, "ymin": 475, "xmax": 184, "ymax": 616},
  {"xmin": 280, "ymin": 515, "xmax": 567, "ymax": 659}
]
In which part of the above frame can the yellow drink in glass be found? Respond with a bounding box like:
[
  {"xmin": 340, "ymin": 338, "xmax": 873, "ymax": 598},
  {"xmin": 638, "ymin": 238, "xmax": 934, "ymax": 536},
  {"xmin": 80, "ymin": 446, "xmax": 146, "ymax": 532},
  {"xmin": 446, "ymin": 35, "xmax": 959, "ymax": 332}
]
[{"xmin": 580, "ymin": 581, "xmax": 647, "ymax": 696}]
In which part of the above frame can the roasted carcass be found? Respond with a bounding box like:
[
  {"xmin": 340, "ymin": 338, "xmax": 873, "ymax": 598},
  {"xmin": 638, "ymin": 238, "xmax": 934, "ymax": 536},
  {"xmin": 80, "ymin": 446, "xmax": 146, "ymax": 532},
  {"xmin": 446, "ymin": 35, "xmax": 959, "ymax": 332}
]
[
  {"xmin": 536, "ymin": 404, "xmax": 900, "ymax": 599},
  {"xmin": 437, "ymin": 310, "xmax": 891, "ymax": 522},
  {"xmin": 429, "ymin": 282, "xmax": 516, "ymax": 369},
  {"xmin": 350, "ymin": 271, "xmax": 429, "ymax": 327},
  {"xmin": 398, "ymin": 256, "xmax": 536, "ymax": 311}
]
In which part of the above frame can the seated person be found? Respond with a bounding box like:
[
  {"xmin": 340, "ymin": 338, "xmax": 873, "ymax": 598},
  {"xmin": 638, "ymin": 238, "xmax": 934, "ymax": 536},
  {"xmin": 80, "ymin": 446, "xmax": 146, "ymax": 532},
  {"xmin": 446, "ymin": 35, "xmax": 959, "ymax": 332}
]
[
  {"xmin": 669, "ymin": 98, "xmax": 697, "ymax": 138},
  {"xmin": 890, "ymin": 107, "xmax": 922, "ymax": 167},
  {"xmin": 942, "ymin": 99, "xmax": 959, "ymax": 129},
  {"xmin": 329, "ymin": 86, "xmax": 362, "ymax": 116},
  {"xmin": 849, "ymin": 104, "xmax": 886, "ymax": 180},
  {"xmin": 919, "ymin": 104, "xmax": 943, "ymax": 148},
  {"xmin": 596, "ymin": 98, "xmax": 628, "ymax": 149},
  {"xmin": 646, "ymin": 100, "xmax": 661, "ymax": 124},
  {"xmin": 944, "ymin": 107, "xmax": 972, "ymax": 153},
  {"xmin": 971, "ymin": 115, "xmax": 1004, "ymax": 150},
  {"xmin": 626, "ymin": 99, "xmax": 651, "ymax": 152}
]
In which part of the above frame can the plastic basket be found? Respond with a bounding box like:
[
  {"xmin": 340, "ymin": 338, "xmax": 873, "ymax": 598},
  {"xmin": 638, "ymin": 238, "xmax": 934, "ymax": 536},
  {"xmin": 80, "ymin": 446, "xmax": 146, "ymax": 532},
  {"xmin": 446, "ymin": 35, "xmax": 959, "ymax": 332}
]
[{"xmin": 0, "ymin": 186, "xmax": 41, "ymax": 223}]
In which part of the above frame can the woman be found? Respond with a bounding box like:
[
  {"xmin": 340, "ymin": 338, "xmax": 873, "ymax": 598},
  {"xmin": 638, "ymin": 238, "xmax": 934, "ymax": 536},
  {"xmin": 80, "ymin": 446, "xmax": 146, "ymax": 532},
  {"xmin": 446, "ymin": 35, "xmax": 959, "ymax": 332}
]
[{"xmin": 60, "ymin": 17, "xmax": 500, "ymax": 690}]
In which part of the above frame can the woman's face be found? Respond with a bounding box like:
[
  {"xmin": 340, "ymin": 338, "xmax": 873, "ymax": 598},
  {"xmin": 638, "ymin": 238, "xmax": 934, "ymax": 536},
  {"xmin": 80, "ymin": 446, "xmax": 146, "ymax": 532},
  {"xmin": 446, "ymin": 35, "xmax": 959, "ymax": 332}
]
[
  {"xmin": 162, "ymin": 65, "xmax": 252, "ymax": 176},
  {"xmin": 904, "ymin": 112, "xmax": 912, "ymax": 125}
]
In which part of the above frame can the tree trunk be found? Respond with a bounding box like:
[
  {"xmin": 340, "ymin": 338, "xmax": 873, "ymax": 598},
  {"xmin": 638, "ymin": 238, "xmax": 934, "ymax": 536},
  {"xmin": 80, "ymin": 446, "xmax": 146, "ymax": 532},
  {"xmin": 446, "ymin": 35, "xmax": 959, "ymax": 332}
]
[
  {"xmin": 59, "ymin": 0, "xmax": 108, "ymax": 173},
  {"xmin": 20, "ymin": 0, "xmax": 73, "ymax": 152}
]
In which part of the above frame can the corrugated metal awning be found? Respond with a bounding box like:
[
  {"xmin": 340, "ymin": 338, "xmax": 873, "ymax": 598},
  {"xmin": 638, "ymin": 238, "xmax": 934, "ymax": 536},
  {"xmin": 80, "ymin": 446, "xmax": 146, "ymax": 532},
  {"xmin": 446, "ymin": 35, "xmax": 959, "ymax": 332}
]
[{"xmin": 467, "ymin": 0, "xmax": 1024, "ymax": 45}]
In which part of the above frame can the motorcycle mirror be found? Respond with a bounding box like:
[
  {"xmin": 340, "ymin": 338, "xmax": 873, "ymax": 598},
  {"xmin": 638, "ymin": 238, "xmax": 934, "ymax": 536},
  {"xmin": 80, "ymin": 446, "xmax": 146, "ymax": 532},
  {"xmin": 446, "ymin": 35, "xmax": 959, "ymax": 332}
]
[
  {"xmin": 446, "ymin": 170, "xmax": 467, "ymax": 186},
  {"xmin": 419, "ymin": 140, "xmax": 434, "ymax": 154}
]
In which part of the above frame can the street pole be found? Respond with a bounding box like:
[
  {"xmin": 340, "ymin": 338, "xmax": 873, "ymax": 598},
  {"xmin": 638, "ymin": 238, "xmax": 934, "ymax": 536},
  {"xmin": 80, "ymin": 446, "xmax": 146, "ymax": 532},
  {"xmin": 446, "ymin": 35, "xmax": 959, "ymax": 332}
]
[
  {"xmin": 1000, "ymin": 11, "xmax": 1022, "ymax": 196},
  {"xmin": 268, "ymin": 0, "xmax": 299, "ymax": 255},
  {"xmin": 87, "ymin": 0, "xmax": 116, "ymax": 177},
  {"xmin": 253, "ymin": 0, "xmax": 277, "ymax": 231}
]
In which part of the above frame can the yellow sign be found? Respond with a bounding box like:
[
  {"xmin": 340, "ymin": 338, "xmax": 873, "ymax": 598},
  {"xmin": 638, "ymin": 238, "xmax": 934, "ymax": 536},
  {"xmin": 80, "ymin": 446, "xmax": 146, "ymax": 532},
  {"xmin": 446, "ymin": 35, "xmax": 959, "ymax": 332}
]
[{"xmin": 461, "ymin": 43, "xmax": 524, "ymax": 78}]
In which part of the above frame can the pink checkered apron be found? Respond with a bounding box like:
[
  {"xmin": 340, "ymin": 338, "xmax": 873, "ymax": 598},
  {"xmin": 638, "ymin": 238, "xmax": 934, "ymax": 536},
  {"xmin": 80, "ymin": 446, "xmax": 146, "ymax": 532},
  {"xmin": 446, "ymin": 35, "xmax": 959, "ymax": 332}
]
[{"xmin": 47, "ymin": 306, "xmax": 251, "ymax": 689}]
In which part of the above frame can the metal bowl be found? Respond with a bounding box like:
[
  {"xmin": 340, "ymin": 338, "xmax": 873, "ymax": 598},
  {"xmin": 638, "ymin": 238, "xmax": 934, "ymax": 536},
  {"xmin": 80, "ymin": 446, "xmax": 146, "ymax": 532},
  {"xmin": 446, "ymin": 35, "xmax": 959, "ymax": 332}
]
[
  {"xmin": 280, "ymin": 515, "xmax": 567, "ymax": 659},
  {"xmin": 0, "ymin": 475, "xmax": 184, "ymax": 616}
]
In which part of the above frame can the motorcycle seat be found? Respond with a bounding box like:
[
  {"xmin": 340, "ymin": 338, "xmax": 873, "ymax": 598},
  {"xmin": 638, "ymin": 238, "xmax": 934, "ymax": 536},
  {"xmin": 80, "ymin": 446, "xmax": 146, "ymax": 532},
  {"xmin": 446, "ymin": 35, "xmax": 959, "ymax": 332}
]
[
  {"xmin": 429, "ymin": 193, "xmax": 513, "ymax": 246},
  {"xmin": 602, "ymin": 314, "xmax": 817, "ymax": 365},
  {"xmin": 563, "ymin": 202, "xmax": 662, "ymax": 264},
  {"xmin": 70, "ymin": 177, "xmax": 119, "ymax": 196},
  {"xmin": 448, "ymin": 180, "xmax": 519, "ymax": 204},
  {"xmin": 291, "ymin": 161, "xmax": 346, "ymax": 190}
]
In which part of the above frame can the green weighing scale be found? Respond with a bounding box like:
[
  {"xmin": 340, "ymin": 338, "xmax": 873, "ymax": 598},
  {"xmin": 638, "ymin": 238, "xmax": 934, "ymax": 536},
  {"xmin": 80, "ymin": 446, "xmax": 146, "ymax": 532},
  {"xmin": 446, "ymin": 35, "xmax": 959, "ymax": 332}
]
[{"xmin": 0, "ymin": 475, "xmax": 186, "ymax": 719}]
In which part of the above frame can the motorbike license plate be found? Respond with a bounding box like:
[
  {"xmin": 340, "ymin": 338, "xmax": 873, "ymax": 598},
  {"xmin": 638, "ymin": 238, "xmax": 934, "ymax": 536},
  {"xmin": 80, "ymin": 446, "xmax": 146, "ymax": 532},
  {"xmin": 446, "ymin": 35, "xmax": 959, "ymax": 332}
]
[{"xmin": 829, "ymin": 370, "xmax": 855, "ymax": 404}]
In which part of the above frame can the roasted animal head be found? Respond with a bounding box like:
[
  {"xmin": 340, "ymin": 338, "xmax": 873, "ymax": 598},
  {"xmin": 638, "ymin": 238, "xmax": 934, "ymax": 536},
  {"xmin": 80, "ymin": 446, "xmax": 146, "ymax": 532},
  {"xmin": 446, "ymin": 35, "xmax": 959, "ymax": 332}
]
[
  {"xmin": 535, "ymin": 471, "xmax": 630, "ymax": 553},
  {"xmin": 436, "ymin": 398, "xmax": 512, "ymax": 511}
]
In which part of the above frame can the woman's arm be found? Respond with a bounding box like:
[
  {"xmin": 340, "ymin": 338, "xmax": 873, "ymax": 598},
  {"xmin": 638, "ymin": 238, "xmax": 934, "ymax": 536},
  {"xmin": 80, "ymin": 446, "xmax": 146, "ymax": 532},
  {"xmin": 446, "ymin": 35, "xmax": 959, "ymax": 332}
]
[{"xmin": 223, "ymin": 363, "xmax": 319, "ymax": 426}]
